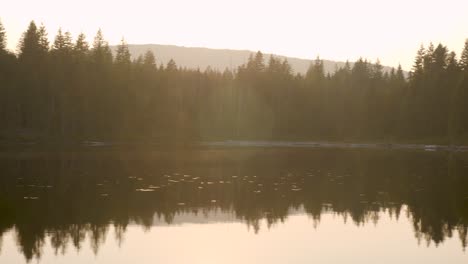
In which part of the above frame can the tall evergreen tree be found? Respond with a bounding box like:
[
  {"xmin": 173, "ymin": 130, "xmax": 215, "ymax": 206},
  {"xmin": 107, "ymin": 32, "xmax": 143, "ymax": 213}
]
[
  {"xmin": 166, "ymin": 59, "xmax": 177, "ymax": 72},
  {"xmin": 115, "ymin": 38, "xmax": 131, "ymax": 66},
  {"xmin": 143, "ymin": 50, "xmax": 156, "ymax": 68},
  {"xmin": 18, "ymin": 21, "xmax": 39, "ymax": 61},
  {"xmin": 0, "ymin": 19, "xmax": 6, "ymax": 52},
  {"xmin": 91, "ymin": 29, "xmax": 112, "ymax": 65},
  {"xmin": 411, "ymin": 45, "xmax": 425, "ymax": 79},
  {"xmin": 74, "ymin": 33, "xmax": 89, "ymax": 55},
  {"xmin": 37, "ymin": 24, "xmax": 49, "ymax": 53},
  {"xmin": 460, "ymin": 39, "xmax": 468, "ymax": 71},
  {"xmin": 51, "ymin": 28, "xmax": 73, "ymax": 56}
]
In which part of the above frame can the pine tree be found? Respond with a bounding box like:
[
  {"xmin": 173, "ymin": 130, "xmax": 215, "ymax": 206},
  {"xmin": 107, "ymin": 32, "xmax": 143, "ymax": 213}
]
[
  {"xmin": 432, "ymin": 44, "xmax": 448, "ymax": 71},
  {"xmin": 37, "ymin": 23, "xmax": 49, "ymax": 54},
  {"xmin": 0, "ymin": 19, "xmax": 6, "ymax": 52},
  {"xmin": 52, "ymin": 28, "xmax": 73, "ymax": 54},
  {"xmin": 372, "ymin": 59, "xmax": 384, "ymax": 80},
  {"xmin": 306, "ymin": 56, "xmax": 325, "ymax": 82},
  {"xmin": 396, "ymin": 64, "xmax": 405, "ymax": 84},
  {"xmin": 253, "ymin": 51, "xmax": 265, "ymax": 72},
  {"xmin": 18, "ymin": 21, "xmax": 39, "ymax": 60},
  {"xmin": 143, "ymin": 50, "xmax": 156, "ymax": 68},
  {"xmin": 115, "ymin": 38, "xmax": 131, "ymax": 66},
  {"xmin": 91, "ymin": 29, "xmax": 112, "ymax": 65},
  {"xmin": 446, "ymin": 52, "xmax": 458, "ymax": 73},
  {"xmin": 423, "ymin": 42, "xmax": 435, "ymax": 71},
  {"xmin": 460, "ymin": 39, "xmax": 468, "ymax": 71},
  {"xmin": 166, "ymin": 59, "xmax": 177, "ymax": 72},
  {"xmin": 17, "ymin": 21, "xmax": 50, "ymax": 65},
  {"xmin": 74, "ymin": 33, "xmax": 89, "ymax": 55},
  {"xmin": 411, "ymin": 45, "xmax": 425, "ymax": 79}
]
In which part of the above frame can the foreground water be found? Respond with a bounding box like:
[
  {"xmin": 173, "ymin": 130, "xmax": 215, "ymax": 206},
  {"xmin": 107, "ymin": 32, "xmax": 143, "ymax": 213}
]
[{"xmin": 0, "ymin": 148, "xmax": 467, "ymax": 263}]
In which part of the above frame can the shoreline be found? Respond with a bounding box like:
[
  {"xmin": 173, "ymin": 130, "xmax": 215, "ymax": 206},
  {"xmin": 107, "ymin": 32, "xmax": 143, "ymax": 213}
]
[
  {"xmin": 0, "ymin": 140, "xmax": 467, "ymax": 152},
  {"xmin": 199, "ymin": 140, "xmax": 468, "ymax": 152}
]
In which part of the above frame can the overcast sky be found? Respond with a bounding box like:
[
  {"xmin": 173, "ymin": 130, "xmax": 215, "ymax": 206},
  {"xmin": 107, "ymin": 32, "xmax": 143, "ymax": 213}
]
[{"xmin": 2, "ymin": 0, "xmax": 467, "ymax": 70}]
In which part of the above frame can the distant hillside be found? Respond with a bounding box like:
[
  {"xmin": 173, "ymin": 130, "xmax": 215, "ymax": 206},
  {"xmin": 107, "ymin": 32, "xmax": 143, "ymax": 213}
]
[{"xmin": 112, "ymin": 44, "xmax": 398, "ymax": 75}]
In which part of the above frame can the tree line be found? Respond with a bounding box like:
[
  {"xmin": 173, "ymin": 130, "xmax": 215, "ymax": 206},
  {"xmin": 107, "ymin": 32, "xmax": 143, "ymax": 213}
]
[{"xmin": 0, "ymin": 20, "xmax": 468, "ymax": 144}]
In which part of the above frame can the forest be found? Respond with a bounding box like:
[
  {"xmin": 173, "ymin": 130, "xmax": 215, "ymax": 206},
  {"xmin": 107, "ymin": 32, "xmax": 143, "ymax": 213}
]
[{"xmin": 0, "ymin": 20, "xmax": 468, "ymax": 144}]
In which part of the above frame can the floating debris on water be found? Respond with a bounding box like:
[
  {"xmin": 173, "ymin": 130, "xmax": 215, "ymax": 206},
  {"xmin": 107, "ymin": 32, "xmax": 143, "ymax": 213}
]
[
  {"xmin": 211, "ymin": 200, "xmax": 217, "ymax": 203},
  {"xmin": 148, "ymin": 185, "xmax": 160, "ymax": 189},
  {"xmin": 291, "ymin": 188, "xmax": 302, "ymax": 191},
  {"xmin": 100, "ymin": 194, "xmax": 109, "ymax": 197},
  {"xmin": 177, "ymin": 202, "xmax": 185, "ymax": 206},
  {"xmin": 24, "ymin": 197, "xmax": 39, "ymax": 200},
  {"xmin": 136, "ymin": 189, "xmax": 155, "ymax": 192}
]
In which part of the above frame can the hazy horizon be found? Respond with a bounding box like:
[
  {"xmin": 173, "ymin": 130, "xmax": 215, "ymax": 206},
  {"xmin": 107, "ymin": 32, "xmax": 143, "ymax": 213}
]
[{"xmin": 2, "ymin": 0, "xmax": 468, "ymax": 71}]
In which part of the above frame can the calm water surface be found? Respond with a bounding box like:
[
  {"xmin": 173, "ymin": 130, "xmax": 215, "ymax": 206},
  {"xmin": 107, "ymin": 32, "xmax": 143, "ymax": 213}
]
[{"xmin": 0, "ymin": 148, "xmax": 467, "ymax": 263}]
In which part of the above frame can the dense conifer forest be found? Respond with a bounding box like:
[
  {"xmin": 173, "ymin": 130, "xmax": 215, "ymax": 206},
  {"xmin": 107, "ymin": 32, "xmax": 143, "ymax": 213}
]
[{"xmin": 0, "ymin": 20, "xmax": 467, "ymax": 144}]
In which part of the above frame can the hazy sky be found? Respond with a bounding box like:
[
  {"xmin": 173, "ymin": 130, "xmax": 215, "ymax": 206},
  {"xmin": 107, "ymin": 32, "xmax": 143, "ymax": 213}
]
[{"xmin": 2, "ymin": 0, "xmax": 467, "ymax": 70}]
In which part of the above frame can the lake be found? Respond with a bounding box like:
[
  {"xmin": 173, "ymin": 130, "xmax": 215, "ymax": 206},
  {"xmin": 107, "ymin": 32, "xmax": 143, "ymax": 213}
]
[{"xmin": 0, "ymin": 147, "xmax": 467, "ymax": 263}]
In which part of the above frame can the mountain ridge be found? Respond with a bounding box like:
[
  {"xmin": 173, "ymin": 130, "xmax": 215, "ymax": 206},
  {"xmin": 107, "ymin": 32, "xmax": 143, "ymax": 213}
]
[{"xmin": 112, "ymin": 44, "xmax": 400, "ymax": 75}]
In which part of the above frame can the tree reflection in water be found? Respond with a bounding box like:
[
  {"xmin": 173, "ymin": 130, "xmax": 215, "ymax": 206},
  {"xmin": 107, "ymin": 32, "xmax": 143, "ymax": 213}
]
[{"xmin": 0, "ymin": 148, "xmax": 467, "ymax": 261}]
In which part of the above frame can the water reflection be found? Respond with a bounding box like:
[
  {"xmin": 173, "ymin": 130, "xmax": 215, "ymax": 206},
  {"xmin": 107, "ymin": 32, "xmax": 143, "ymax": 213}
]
[{"xmin": 0, "ymin": 148, "xmax": 467, "ymax": 262}]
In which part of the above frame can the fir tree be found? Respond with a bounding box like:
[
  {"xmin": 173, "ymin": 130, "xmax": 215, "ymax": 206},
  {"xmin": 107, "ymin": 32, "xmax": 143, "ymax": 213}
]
[{"xmin": 0, "ymin": 19, "xmax": 6, "ymax": 52}]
